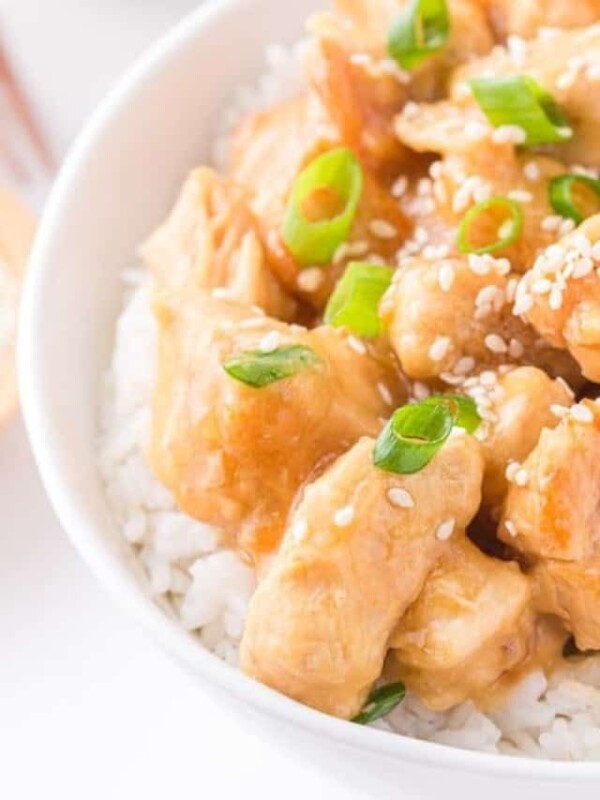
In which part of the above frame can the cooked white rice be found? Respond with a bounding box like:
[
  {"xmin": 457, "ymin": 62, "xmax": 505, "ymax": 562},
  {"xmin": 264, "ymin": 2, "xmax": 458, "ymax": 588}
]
[{"xmin": 98, "ymin": 43, "xmax": 600, "ymax": 761}]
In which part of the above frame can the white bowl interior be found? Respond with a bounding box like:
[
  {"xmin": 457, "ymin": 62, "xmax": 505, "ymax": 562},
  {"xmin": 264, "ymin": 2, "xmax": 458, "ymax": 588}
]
[{"xmin": 19, "ymin": 0, "xmax": 600, "ymax": 792}]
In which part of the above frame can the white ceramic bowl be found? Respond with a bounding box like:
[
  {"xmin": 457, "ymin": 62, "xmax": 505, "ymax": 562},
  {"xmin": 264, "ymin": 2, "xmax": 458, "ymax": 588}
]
[{"xmin": 19, "ymin": 2, "xmax": 600, "ymax": 796}]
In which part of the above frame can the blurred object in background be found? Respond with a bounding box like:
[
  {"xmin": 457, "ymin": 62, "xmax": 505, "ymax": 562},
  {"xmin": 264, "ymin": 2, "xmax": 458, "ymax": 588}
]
[
  {"xmin": 0, "ymin": 33, "xmax": 53, "ymax": 209},
  {"xmin": 0, "ymin": 33, "xmax": 42, "ymax": 426},
  {"xmin": 0, "ymin": 182, "xmax": 35, "ymax": 427}
]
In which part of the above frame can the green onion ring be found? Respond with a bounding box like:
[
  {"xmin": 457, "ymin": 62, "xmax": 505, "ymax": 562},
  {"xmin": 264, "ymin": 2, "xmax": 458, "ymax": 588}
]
[
  {"xmin": 373, "ymin": 402, "xmax": 454, "ymax": 475},
  {"xmin": 457, "ymin": 196, "xmax": 523, "ymax": 255},
  {"xmin": 549, "ymin": 174, "xmax": 600, "ymax": 225},
  {"xmin": 470, "ymin": 75, "xmax": 572, "ymax": 148},
  {"xmin": 423, "ymin": 394, "xmax": 482, "ymax": 434},
  {"xmin": 282, "ymin": 147, "xmax": 363, "ymax": 267},
  {"xmin": 324, "ymin": 262, "xmax": 393, "ymax": 338},
  {"xmin": 352, "ymin": 683, "xmax": 406, "ymax": 725},
  {"xmin": 388, "ymin": 0, "xmax": 450, "ymax": 71},
  {"xmin": 223, "ymin": 344, "xmax": 321, "ymax": 388}
]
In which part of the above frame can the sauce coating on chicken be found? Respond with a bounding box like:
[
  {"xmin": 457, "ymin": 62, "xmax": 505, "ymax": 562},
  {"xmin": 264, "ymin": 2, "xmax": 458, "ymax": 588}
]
[{"xmin": 144, "ymin": 0, "xmax": 600, "ymax": 725}]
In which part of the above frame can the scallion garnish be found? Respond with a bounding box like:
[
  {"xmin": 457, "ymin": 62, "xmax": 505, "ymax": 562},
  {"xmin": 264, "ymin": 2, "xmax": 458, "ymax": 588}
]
[
  {"xmin": 470, "ymin": 75, "xmax": 572, "ymax": 147},
  {"xmin": 373, "ymin": 402, "xmax": 454, "ymax": 475},
  {"xmin": 282, "ymin": 148, "xmax": 363, "ymax": 267},
  {"xmin": 549, "ymin": 174, "xmax": 600, "ymax": 224},
  {"xmin": 223, "ymin": 345, "xmax": 321, "ymax": 388},
  {"xmin": 352, "ymin": 683, "xmax": 406, "ymax": 725},
  {"xmin": 423, "ymin": 394, "xmax": 482, "ymax": 434},
  {"xmin": 373, "ymin": 394, "xmax": 479, "ymax": 475},
  {"xmin": 324, "ymin": 262, "xmax": 393, "ymax": 338},
  {"xmin": 457, "ymin": 196, "xmax": 523, "ymax": 255},
  {"xmin": 388, "ymin": 0, "xmax": 450, "ymax": 71}
]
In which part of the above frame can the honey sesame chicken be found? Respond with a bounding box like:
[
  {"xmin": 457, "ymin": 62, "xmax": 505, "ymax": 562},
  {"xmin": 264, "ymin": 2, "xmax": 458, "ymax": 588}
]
[
  {"xmin": 142, "ymin": 0, "xmax": 600, "ymax": 726},
  {"xmin": 240, "ymin": 434, "xmax": 484, "ymax": 718}
]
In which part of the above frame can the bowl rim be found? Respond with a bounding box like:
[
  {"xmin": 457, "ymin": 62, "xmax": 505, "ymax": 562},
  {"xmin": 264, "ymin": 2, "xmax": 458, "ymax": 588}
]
[{"xmin": 19, "ymin": 0, "xmax": 600, "ymax": 781}]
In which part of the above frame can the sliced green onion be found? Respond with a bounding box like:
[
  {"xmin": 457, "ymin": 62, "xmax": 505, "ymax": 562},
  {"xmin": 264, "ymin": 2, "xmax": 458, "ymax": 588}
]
[
  {"xmin": 388, "ymin": 0, "xmax": 450, "ymax": 71},
  {"xmin": 470, "ymin": 75, "xmax": 572, "ymax": 147},
  {"xmin": 324, "ymin": 262, "xmax": 393, "ymax": 338},
  {"xmin": 457, "ymin": 196, "xmax": 523, "ymax": 255},
  {"xmin": 423, "ymin": 394, "xmax": 482, "ymax": 434},
  {"xmin": 373, "ymin": 402, "xmax": 454, "ymax": 475},
  {"xmin": 352, "ymin": 683, "xmax": 406, "ymax": 725},
  {"xmin": 282, "ymin": 148, "xmax": 363, "ymax": 267},
  {"xmin": 549, "ymin": 174, "xmax": 600, "ymax": 224},
  {"xmin": 223, "ymin": 345, "xmax": 320, "ymax": 388}
]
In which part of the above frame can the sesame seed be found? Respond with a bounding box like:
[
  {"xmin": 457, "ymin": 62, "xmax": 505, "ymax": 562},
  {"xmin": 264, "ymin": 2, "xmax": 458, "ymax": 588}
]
[
  {"xmin": 391, "ymin": 175, "xmax": 408, "ymax": 198},
  {"xmin": 524, "ymin": 161, "xmax": 541, "ymax": 181},
  {"xmin": 297, "ymin": 267, "xmax": 324, "ymax": 292},
  {"xmin": 413, "ymin": 382, "xmax": 431, "ymax": 401},
  {"xmin": 347, "ymin": 335, "xmax": 367, "ymax": 355},
  {"xmin": 334, "ymin": 506, "xmax": 355, "ymax": 527},
  {"xmin": 468, "ymin": 254, "xmax": 492, "ymax": 276},
  {"xmin": 429, "ymin": 336, "xmax": 451, "ymax": 362},
  {"xmin": 258, "ymin": 331, "xmax": 281, "ymax": 353},
  {"xmin": 377, "ymin": 382, "xmax": 393, "ymax": 406},
  {"xmin": 292, "ymin": 519, "xmax": 308, "ymax": 542},
  {"xmin": 350, "ymin": 53, "xmax": 372, "ymax": 66},
  {"xmin": 548, "ymin": 287, "xmax": 563, "ymax": 310},
  {"xmin": 513, "ymin": 292, "xmax": 534, "ymax": 316},
  {"xmin": 464, "ymin": 120, "xmax": 489, "ymax": 140},
  {"xmin": 492, "ymin": 125, "xmax": 527, "ymax": 145},
  {"xmin": 573, "ymin": 233, "xmax": 593, "ymax": 258},
  {"xmin": 485, "ymin": 334, "xmax": 508, "ymax": 354},
  {"xmin": 571, "ymin": 404, "xmax": 594, "ymax": 424},
  {"xmin": 479, "ymin": 370, "xmax": 497, "ymax": 388},
  {"xmin": 440, "ymin": 372, "xmax": 465, "ymax": 387},
  {"xmin": 550, "ymin": 404, "xmax": 570, "ymax": 419},
  {"xmin": 454, "ymin": 356, "xmax": 476, "ymax": 376},
  {"xmin": 504, "ymin": 520, "xmax": 518, "ymax": 538},
  {"xmin": 514, "ymin": 468, "xmax": 529, "ymax": 487},
  {"xmin": 505, "ymin": 461, "xmax": 521, "ymax": 482},
  {"xmin": 435, "ymin": 519, "xmax": 455, "ymax": 541},
  {"xmin": 508, "ymin": 189, "xmax": 533, "ymax": 203},
  {"xmin": 387, "ymin": 488, "xmax": 415, "ymax": 509},
  {"xmin": 369, "ymin": 219, "xmax": 398, "ymax": 240},
  {"xmin": 438, "ymin": 263, "xmax": 455, "ymax": 292},
  {"xmin": 541, "ymin": 215, "xmax": 563, "ymax": 233},
  {"xmin": 508, "ymin": 338, "xmax": 524, "ymax": 359},
  {"xmin": 531, "ymin": 278, "xmax": 552, "ymax": 295},
  {"xmin": 572, "ymin": 257, "xmax": 594, "ymax": 279}
]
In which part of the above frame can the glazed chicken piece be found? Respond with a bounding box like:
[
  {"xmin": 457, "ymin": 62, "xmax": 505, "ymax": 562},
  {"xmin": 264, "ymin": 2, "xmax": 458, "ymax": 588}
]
[
  {"xmin": 534, "ymin": 558, "xmax": 600, "ymax": 652},
  {"xmin": 306, "ymin": 0, "xmax": 494, "ymax": 178},
  {"xmin": 500, "ymin": 400, "xmax": 600, "ymax": 562},
  {"xmin": 480, "ymin": 0, "xmax": 600, "ymax": 43},
  {"xmin": 240, "ymin": 434, "xmax": 484, "ymax": 718},
  {"xmin": 516, "ymin": 216, "xmax": 600, "ymax": 382},
  {"xmin": 395, "ymin": 105, "xmax": 566, "ymax": 271},
  {"xmin": 452, "ymin": 26, "xmax": 600, "ymax": 169},
  {"xmin": 389, "ymin": 537, "xmax": 533, "ymax": 710},
  {"xmin": 151, "ymin": 290, "xmax": 406, "ymax": 558},
  {"xmin": 142, "ymin": 167, "xmax": 297, "ymax": 320},
  {"xmin": 463, "ymin": 366, "xmax": 574, "ymax": 510},
  {"xmin": 382, "ymin": 254, "xmax": 580, "ymax": 384},
  {"xmin": 230, "ymin": 93, "xmax": 410, "ymax": 309}
]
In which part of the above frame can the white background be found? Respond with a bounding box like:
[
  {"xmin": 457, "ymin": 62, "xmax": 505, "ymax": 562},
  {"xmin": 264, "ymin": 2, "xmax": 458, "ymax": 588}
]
[{"xmin": 1, "ymin": 2, "xmax": 371, "ymax": 798}]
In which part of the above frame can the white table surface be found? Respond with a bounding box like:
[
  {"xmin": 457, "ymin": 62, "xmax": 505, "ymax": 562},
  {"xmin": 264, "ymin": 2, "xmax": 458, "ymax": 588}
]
[{"xmin": 1, "ymin": 3, "xmax": 371, "ymax": 798}]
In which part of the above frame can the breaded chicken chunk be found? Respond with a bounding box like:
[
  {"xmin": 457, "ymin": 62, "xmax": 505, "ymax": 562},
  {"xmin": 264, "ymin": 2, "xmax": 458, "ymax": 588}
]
[{"xmin": 241, "ymin": 434, "xmax": 484, "ymax": 718}]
